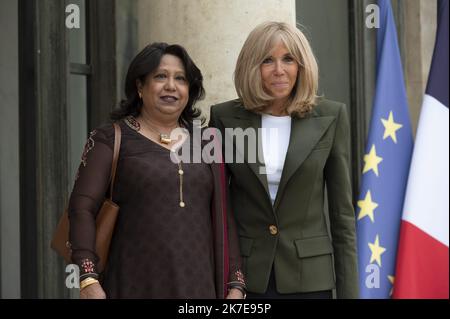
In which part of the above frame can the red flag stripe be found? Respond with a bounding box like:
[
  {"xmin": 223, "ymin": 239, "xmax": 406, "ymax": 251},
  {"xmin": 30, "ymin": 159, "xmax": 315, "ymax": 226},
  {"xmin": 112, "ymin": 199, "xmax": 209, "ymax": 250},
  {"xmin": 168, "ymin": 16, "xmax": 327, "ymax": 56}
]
[{"xmin": 394, "ymin": 220, "xmax": 449, "ymax": 299}]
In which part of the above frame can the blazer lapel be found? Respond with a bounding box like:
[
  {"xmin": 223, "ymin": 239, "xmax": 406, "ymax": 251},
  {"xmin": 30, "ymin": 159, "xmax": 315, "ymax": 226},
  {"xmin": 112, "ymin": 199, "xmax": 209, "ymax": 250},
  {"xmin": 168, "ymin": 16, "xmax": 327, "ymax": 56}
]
[
  {"xmin": 273, "ymin": 113, "xmax": 336, "ymax": 211},
  {"xmin": 220, "ymin": 111, "xmax": 270, "ymax": 197}
]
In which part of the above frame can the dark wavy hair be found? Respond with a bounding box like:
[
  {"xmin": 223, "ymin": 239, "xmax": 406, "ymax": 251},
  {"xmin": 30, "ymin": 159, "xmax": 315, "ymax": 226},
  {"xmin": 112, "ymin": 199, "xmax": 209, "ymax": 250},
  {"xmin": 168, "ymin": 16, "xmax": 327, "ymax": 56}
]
[{"xmin": 111, "ymin": 42, "xmax": 205, "ymax": 127}]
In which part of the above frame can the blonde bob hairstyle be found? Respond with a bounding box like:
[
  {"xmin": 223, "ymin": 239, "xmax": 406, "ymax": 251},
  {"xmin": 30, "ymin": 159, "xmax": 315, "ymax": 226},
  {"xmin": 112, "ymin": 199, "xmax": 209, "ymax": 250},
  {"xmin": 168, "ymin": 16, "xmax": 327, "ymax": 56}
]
[{"xmin": 234, "ymin": 21, "xmax": 319, "ymax": 117}]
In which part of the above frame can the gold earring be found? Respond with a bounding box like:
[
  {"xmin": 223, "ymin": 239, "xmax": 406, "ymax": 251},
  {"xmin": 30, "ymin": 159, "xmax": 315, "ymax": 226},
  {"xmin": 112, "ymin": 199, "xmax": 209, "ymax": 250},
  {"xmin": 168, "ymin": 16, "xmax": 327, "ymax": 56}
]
[{"xmin": 138, "ymin": 92, "xmax": 142, "ymax": 99}]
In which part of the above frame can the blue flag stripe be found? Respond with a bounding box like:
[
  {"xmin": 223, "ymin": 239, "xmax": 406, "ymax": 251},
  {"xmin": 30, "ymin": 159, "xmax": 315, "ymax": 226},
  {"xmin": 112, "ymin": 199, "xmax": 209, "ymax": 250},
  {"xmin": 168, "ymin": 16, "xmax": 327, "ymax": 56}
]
[{"xmin": 426, "ymin": 0, "xmax": 449, "ymax": 108}]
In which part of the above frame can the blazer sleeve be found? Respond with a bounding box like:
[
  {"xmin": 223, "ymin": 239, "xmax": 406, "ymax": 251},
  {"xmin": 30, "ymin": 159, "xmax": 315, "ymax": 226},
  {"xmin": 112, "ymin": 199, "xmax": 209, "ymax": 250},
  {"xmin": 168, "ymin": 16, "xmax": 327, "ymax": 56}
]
[{"xmin": 324, "ymin": 104, "xmax": 359, "ymax": 299}]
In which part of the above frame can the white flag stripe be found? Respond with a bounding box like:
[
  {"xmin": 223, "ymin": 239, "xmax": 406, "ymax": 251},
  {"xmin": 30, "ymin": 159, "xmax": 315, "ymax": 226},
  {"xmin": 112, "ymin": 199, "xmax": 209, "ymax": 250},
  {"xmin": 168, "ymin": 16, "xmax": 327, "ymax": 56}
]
[{"xmin": 402, "ymin": 94, "xmax": 449, "ymax": 246}]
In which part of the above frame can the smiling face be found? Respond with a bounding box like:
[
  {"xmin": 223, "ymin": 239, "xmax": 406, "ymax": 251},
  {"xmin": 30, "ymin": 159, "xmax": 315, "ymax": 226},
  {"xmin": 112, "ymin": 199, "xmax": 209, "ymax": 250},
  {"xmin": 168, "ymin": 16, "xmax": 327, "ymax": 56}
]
[
  {"xmin": 260, "ymin": 40, "xmax": 299, "ymax": 111},
  {"xmin": 138, "ymin": 54, "xmax": 189, "ymax": 120}
]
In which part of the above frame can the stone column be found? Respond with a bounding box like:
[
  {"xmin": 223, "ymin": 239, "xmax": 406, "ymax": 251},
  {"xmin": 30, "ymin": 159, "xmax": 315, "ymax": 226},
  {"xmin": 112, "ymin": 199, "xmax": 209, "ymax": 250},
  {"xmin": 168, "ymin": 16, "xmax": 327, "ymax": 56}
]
[
  {"xmin": 137, "ymin": 0, "xmax": 296, "ymax": 119},
  {"xmin": 403, "ymin": 0, "xmax": 437, "ymax": 136}
]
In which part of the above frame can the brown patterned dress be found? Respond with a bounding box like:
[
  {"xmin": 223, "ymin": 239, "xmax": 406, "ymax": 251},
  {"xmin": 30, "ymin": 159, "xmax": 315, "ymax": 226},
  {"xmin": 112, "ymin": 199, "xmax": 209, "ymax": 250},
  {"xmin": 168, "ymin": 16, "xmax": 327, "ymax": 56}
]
[{"xmin": 68, "ymin": 120, "xmax": 244, "ymax": 298}]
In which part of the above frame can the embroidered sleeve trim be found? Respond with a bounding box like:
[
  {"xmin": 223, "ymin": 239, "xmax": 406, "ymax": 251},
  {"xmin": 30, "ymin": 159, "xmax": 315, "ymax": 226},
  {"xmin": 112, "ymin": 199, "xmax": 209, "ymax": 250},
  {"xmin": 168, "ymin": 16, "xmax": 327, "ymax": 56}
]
[
  {"xmin": 80, "ymin": 258, "xmax": 96, "ymax": 274},
  {"xmin": 81, "ymin": 130, "xmax": 97, "ymax": 167},
  {"xmin": 75, "ymin": 130, "xmax": 97, "ymax": 182},
  {"xmin": 234, "ymin": 269, "xmax": 245, "ymax": 285},
  {"xmin": 226, "ymin": 269, "xmax": 246, "ymax": 289}
]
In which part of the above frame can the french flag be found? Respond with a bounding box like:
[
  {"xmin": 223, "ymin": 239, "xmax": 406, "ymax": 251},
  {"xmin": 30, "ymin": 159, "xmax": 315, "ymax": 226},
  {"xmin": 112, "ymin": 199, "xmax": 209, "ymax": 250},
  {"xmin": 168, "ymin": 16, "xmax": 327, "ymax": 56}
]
[{"xmin": 393, "ymin": 0, "xmax": 449, "ymax": 299}]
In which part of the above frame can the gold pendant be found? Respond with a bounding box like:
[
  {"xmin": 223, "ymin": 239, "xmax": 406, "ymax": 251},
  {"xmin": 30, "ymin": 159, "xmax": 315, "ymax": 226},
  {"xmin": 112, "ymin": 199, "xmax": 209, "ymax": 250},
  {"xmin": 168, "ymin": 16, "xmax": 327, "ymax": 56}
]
[{"xmin": 160, "ymin": 134, "xmax": 171, "ymax": 144}]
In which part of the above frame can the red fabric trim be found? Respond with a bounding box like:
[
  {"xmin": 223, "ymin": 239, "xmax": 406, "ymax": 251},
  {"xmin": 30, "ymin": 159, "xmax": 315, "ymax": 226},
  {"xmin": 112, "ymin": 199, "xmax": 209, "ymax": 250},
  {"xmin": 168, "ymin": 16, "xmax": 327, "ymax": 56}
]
[
  {"xmin": 210, "ymin": 196, "xmax": 218, "ymax": 295},
  {"xmin": 211, "ymin": 128, "xmax": 229, "ymax": 297},
  {"xmin": 219, "ymin": 160, "xmax": 229, "ymax": 298}
]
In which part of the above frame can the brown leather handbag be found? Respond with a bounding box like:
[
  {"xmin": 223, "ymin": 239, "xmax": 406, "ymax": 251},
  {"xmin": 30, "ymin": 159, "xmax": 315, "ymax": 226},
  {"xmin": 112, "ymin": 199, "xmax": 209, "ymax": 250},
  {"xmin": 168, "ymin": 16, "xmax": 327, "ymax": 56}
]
[{"xmin": 51, "ymin": 123, "xmax": 121, "ymax": 273}]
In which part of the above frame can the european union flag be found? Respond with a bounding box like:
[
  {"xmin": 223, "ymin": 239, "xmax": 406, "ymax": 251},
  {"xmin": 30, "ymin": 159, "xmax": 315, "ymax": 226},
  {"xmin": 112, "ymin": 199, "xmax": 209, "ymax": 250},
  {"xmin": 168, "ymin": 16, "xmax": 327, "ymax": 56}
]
[{"xmin": 356, "ymin": 0, "xmax": 414, "ymax": 299}]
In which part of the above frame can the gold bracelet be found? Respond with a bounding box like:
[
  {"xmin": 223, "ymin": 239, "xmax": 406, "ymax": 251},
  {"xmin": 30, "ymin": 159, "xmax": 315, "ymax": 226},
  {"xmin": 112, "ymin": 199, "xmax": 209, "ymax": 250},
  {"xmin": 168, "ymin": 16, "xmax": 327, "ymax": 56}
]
[{"xmin": 80, "ymin": 277, "xmax": 99, "ymax": 290}]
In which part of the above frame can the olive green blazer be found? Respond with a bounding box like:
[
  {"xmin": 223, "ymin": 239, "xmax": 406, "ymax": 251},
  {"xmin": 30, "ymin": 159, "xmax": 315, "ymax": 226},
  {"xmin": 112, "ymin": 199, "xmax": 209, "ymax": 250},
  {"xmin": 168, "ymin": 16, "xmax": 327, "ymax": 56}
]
[{"xmin": 209, "ymin": 99, "xmax": 359, "ymax": 299}]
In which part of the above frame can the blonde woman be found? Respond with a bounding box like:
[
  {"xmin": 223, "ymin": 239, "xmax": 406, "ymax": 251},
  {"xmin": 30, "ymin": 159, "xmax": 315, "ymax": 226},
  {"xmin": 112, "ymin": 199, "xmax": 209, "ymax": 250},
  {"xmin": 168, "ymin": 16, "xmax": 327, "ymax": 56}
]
[{"xmin": 209, "ymin": 21, "xmax": 358, "ymax": 299}]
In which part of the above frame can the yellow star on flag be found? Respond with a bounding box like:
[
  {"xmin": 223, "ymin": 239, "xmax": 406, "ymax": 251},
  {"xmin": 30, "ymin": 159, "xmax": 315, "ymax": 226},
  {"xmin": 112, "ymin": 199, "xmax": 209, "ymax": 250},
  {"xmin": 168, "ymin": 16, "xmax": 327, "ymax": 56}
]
[
  {"xmin": 357, "ymin": 190, "xmax": 379, "ymax": 223},
  {"xmin": 388, "ymin": 276, "xmax": 395, "ymax": 296},
  {"xmin": 381, "ymin": 111, "xmax": 403, "ymax": 143},
  {"xmin": 368, "ymin": 235, "xmax": 386, "ymax": 267},
  {"xmin": 363, "ymin": 144, "xmax": 383, "ymax": 176}
]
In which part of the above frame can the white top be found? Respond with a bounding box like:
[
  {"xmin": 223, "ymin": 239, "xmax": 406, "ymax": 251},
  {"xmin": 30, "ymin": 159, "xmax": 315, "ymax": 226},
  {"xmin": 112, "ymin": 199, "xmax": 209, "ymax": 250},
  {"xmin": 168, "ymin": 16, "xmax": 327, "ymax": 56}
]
[{"xmin": 261, "ymin": 114, "xmax": 292, "ymax": 205}]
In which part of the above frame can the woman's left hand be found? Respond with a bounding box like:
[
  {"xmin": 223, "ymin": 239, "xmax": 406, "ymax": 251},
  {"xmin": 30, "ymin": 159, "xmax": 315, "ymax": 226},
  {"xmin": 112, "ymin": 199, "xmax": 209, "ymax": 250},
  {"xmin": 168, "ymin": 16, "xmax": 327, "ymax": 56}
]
[{"xmin": 226, "ymin": 288, "xmax": 245, "ymax": 299}]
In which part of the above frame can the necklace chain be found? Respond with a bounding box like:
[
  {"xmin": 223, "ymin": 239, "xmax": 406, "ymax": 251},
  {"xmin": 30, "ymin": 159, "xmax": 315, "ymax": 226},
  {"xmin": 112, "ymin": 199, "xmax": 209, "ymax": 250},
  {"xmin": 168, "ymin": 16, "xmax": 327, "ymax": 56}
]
[{"xmin": 173, "ymin": 152, "xmax": 185, "ymax": 208}]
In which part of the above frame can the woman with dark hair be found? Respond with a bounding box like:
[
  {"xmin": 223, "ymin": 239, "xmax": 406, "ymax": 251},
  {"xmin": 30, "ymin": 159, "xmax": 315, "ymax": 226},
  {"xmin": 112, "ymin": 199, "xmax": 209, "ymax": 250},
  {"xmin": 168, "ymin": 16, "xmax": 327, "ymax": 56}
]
[
  {"xmin": 110, "ymin": 43, "xmax": 204, "ymax": 129},
  {"xmin": 68, "ymin": 42, "xmax": 246, "ymax": 299}
]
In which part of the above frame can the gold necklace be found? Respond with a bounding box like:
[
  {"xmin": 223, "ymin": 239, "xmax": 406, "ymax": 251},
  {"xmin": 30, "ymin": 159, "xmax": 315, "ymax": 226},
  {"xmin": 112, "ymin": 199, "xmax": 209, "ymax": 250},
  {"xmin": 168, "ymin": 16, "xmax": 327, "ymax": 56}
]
[
  {"xmin": 144, "ymin": 122, "xmax": 173, "ymax": 145},
  {"xmin": 124, "ymin": 115, "xmax": 176, "ymax": 145}
]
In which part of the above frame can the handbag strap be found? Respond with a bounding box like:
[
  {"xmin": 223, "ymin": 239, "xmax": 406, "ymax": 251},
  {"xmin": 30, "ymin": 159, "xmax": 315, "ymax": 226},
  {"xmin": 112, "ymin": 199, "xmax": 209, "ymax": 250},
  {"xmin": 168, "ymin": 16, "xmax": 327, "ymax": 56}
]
[{"xmin": 109, "ymin": 122, "xmax": 122, "ymax": 200}]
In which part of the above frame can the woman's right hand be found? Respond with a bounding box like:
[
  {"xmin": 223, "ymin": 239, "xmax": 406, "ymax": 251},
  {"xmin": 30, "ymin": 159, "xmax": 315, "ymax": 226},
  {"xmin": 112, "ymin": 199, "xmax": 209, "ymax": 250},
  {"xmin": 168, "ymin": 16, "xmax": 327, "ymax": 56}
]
[{"xmin": 79, "ymin": 282, "xmax": 106, "ymax": 299}]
